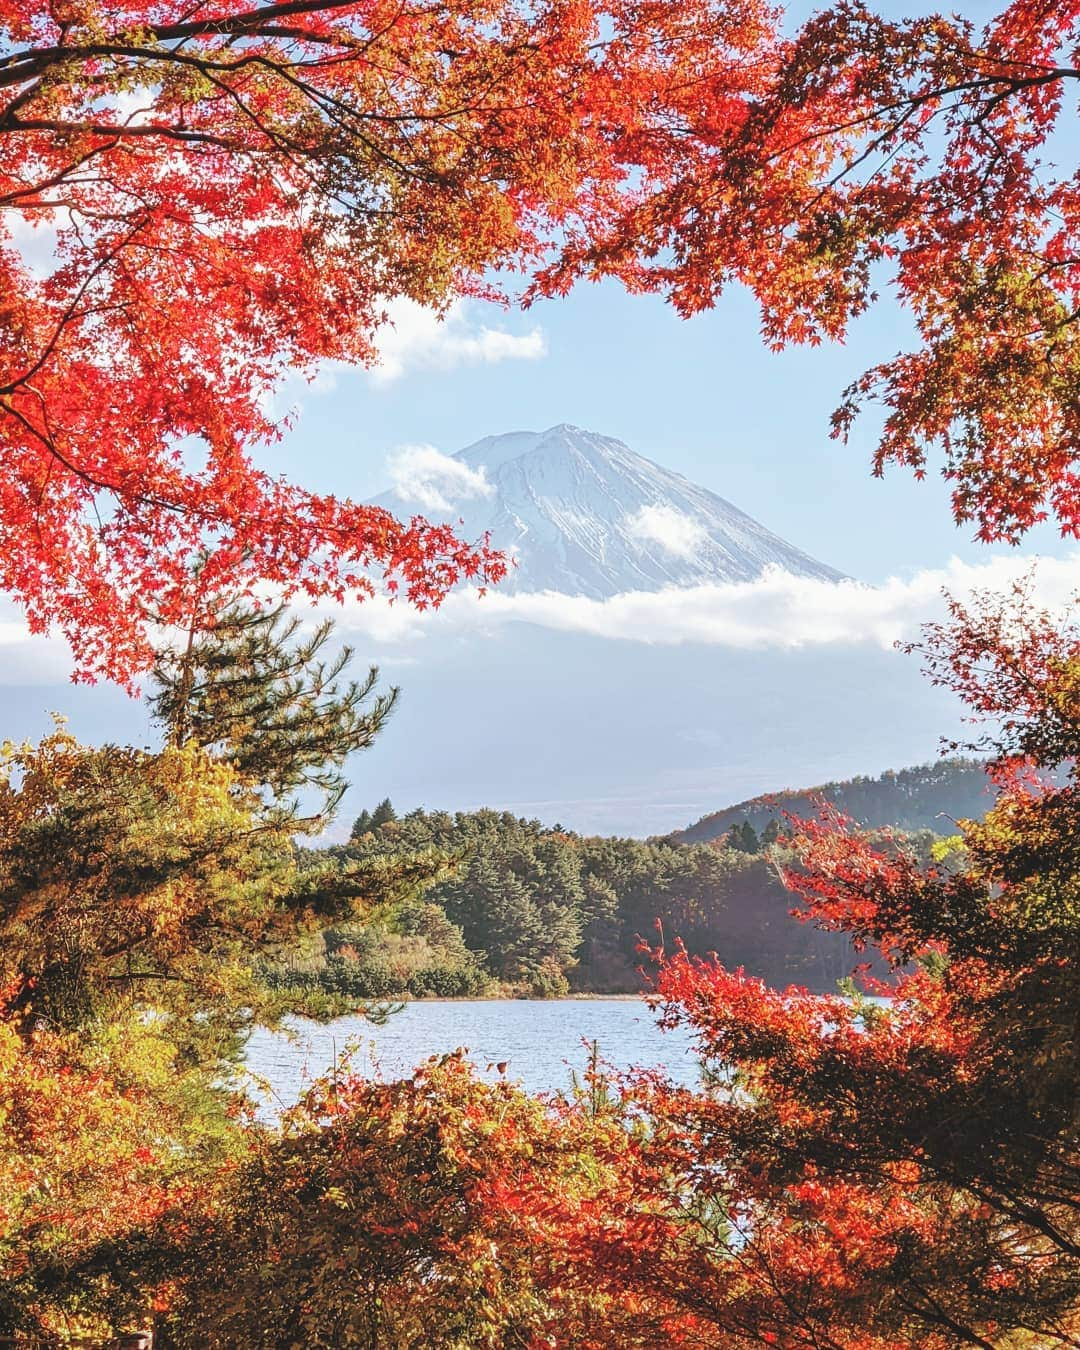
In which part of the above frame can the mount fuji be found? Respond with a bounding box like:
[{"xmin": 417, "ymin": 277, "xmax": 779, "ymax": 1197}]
[{"xmin": 382, "ymin": 424, "xmax": 843, "ymax": 596}]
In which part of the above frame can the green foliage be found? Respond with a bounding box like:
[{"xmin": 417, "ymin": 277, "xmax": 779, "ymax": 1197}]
[
  {"xmin": 566, "ymin": 1040, "xmax": 619, "ymax": 1119},
  {"xmin": 371, "ymin": 797, "xmax": 398, "ymax": 829},
  {"xmin": 151, "ymin": 602, "xmax": 397, "ymax": 820},
  {"xmin": 264, "ymin": 901, "xmax": 491, "ymax": 1002},
  {"xmin": 726, "ymin": 821, "xmax": 760, "ymax": 852},
  {"xmin": 329, "ymin": 808, "xmax": 869, "ymax": 994},
  {"xmin": 343, "ymin": 810, "xmax": 585, "ymax": 993}
]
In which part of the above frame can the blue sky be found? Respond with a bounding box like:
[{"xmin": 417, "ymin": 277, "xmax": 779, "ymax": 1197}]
[{"xmin": 265, "ymin": 276, "xmax": 1070, "ymax": 585}]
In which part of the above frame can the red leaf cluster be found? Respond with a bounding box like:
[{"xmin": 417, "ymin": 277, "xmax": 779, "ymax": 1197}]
[{"xmin": 0, "ymin": 0, "xmax": 775, "ymax": 681}]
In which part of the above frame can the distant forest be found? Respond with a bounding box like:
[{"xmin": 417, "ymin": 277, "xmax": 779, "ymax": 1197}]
[
  {"xmin": 672, "ymin": 757, "xmax": 994, "ymax": 844},
  {"xmin": 266, "ymin": 759, "xmax": 987, "ymax": 1001}
]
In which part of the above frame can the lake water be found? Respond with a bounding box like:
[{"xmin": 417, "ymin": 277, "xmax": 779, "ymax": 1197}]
[{"xmin": 245, "ymin": 998, "xmax": 703, "ymax": 1112}]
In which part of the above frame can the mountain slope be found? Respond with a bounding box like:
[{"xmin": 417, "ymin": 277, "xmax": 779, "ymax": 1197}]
[
  {"xmin": 670, "ymin": 759, "xmax": 995, "ymax": 843},
  {"xmin": 385, "ymin": 424, "xmax": 844, "ymax": 596}
]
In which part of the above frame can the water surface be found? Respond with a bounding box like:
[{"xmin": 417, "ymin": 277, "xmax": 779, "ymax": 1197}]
[{"xmin": 245, "ymin": 998, "xmax": 702, "ymax": 1111}]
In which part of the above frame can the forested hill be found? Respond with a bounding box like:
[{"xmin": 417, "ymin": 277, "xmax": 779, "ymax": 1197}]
[
  {"xmin": 271, "ymin": 804, "xmax": 945, "ymax": 1003},
  {"xmin": 269, "ymin": 767, "xmax": 992, "ymax": 1004},
  {"xmin": 672, "ymin": 758, "xmax": 993, "ymax": 845}
]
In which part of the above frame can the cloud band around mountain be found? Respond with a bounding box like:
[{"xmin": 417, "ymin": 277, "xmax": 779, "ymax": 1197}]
[
  {"xmin": 336, "ymin": 552, "xmax": 1080, "ymax": 648},
  {"xmin": 4, "ymin": 553, "xmax": 1079, "ymax": 684}
]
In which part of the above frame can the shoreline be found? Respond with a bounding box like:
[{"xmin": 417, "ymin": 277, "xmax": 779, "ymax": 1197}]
[
  {"xmin": 323, "ymin": 986, "xmax": 869, "ymax": 1006},
  {"xmin": 379, "ymin": 992, "xmax": 650, "ymax": 1004}
]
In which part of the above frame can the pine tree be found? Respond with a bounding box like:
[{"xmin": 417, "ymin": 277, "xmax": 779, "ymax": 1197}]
[
  {"xmin": 151, "ymin": 602, "xmax": 397, "ymax": 821},
  {"xmin": 370, "ymin": 798, "xmax": 398, "ymax": 829},
  {"xmin": 725, "ymin": 821, "xmax": 760, "ymax": 853}
]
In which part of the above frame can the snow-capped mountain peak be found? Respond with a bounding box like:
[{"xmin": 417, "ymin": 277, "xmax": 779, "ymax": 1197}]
[{"xmin": 382, "ymin": 424, "xmax": 844, "ymax": 596}]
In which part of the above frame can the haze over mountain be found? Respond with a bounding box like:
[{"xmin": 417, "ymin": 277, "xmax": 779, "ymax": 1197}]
[{"xmin": 383, "ymin": 423, "xmax": 844, "ymax": 596}]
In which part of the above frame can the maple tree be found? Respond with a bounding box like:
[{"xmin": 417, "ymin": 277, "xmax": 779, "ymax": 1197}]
[
  {"xmin": 0, "ymin": 1011, "xmax": 234, "ymax": 1339},
  {"xmin": 528, "ymin": 586, "xmax": 1077, "ymax": 1349},
  {"xmin": 0, "ymin": 0, "xmax": 772, "ymax": 683},
  {"xmin": 151, "ymin": 1053, "xmax": 664, "ymax": 1349},
  {"xmin": 542, "ymin": 0, "xmax": 1080, "ymax": 545}
]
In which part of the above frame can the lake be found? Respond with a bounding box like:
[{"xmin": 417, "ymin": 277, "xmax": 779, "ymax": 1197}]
[{"xmin": 245, "ymin": 997, "xmax": 703, "ymax": 1112}]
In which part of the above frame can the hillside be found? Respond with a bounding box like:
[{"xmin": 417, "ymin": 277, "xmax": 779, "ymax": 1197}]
[{"xmin": 672, "ymin": 758, "xmax": 994, "ymax": 844}]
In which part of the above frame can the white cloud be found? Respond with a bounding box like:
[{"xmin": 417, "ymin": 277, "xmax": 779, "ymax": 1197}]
[
  {"xmin": 5, "ymin": 551, "xmax": 1080, "ymax": 685},
  {"xmin": 386, "ymin": 443, "xmax": 495, "ymax": 513},
  {"xmin": 0, "ymin": 604, "xmax": 75, "ymax": 684},
  {"xmin": 627, "ymin": 503, "xmax": 708, "ymax": 559},
  {"xmin": 369, "ymin": 299, "xmax": 546, "ymax": 383},
  {"xmin": 334, "ymin": 553, "xmax": 1080, "ymax": 649},
  {"xmin": 270, "ymin": 298, "xmax": 547, "ymax": 418},
  {"xmin": 4, "ymin": 210, "xmax": 61, "ymax": 280}
]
